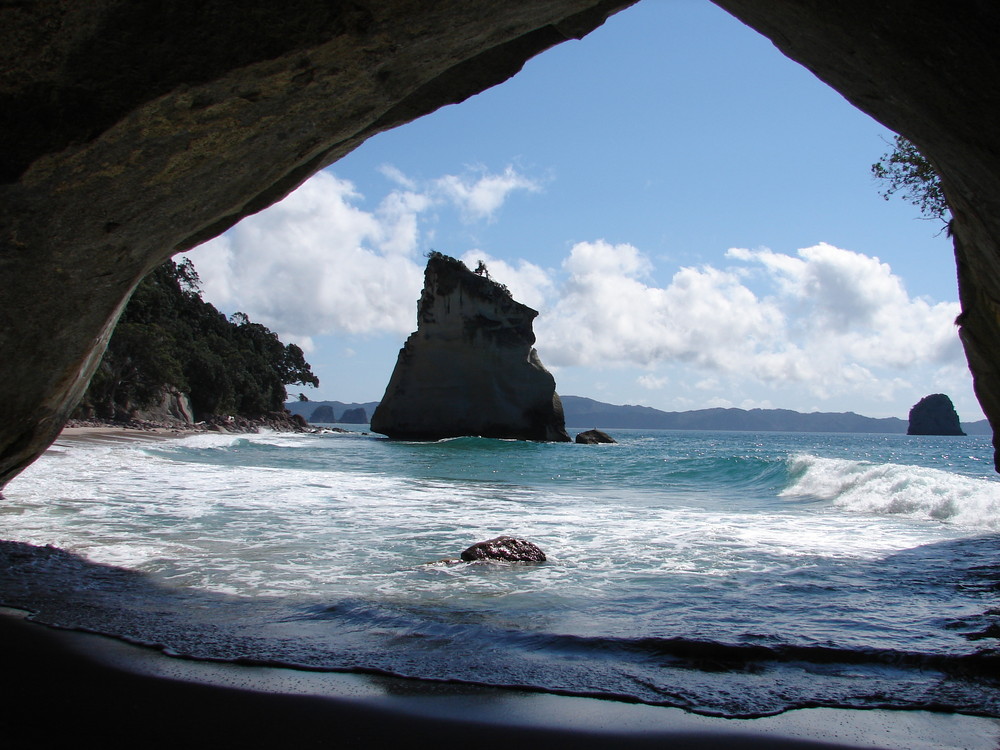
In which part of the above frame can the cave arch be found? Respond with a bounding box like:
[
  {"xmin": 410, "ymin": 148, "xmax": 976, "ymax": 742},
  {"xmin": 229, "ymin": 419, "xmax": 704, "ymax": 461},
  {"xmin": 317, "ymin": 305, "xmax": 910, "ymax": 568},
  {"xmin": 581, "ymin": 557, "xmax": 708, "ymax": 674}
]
[{"xmin": 3, "ymin": 0, "xmax": 1000, "ymax": 486}]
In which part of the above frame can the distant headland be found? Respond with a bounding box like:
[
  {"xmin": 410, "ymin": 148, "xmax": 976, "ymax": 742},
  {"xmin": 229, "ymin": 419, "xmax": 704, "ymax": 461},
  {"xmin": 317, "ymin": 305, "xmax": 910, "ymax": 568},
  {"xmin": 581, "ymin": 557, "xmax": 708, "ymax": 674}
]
[{"xmin": 287, "ymin": 395, "xmax": 991, "ymax": 436}]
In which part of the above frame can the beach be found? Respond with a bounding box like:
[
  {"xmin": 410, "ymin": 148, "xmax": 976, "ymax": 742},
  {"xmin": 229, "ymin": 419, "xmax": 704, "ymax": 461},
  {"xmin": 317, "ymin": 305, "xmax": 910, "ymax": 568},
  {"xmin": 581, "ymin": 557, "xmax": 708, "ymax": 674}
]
[
  {"xmin": 2, "ymin": 427, "xmax": 998, "ymax": 748},
  {"xmin": 4, "ymin": 606, "xmax": 998, "ymax": 748}
]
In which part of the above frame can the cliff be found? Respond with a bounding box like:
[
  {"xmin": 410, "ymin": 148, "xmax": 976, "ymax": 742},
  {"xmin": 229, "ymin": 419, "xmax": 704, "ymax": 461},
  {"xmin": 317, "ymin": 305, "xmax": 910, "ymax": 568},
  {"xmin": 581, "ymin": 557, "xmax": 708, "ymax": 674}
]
[
  {"xmin": 371, "ymin": 254, "xmax": 570, "ymax": 442},
  {"xmin": 908, "ymin": 394, "xmax": 966, "ymax": 436}
]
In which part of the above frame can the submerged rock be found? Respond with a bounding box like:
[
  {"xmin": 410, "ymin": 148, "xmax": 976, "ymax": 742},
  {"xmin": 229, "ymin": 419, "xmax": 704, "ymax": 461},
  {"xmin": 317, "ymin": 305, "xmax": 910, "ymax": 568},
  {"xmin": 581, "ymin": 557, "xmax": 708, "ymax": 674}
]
[
  {"xmin": 460, "ymin": 536, "xmax": 546, "ymax": 563},
  {"xmin": 575, "ymin": 429, "xmax": 616, "ymax": 444},
  {"xmin": 908, "ymin": 394, "xmax": 966, "ymax": 436},
  {"xmin": 371, "ymin": 253, "xmax": 570, "ymax": 442}
]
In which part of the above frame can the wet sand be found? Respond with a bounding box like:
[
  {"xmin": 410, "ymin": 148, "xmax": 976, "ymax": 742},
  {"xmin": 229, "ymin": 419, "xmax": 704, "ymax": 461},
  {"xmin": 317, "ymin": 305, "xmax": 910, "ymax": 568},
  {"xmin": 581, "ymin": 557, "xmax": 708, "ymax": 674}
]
[
  {"xmin": 57, "ymin": 425, "xmax": 199, "ymax": 443},
  {"xmin": 2, "ymin": 608, "xmax": 998, "ymax": 749}
]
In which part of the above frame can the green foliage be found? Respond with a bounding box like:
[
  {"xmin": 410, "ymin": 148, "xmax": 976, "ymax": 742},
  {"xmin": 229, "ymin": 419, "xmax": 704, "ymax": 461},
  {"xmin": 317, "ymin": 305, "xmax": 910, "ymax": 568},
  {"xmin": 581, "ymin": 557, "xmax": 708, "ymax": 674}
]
[
  {"xmin": 77, "ymin": 258, "xmax": 318, "ymax": 420},
  {"xmin": 871, "ymin": 134, "xmax": 950, "ymax": 224}
]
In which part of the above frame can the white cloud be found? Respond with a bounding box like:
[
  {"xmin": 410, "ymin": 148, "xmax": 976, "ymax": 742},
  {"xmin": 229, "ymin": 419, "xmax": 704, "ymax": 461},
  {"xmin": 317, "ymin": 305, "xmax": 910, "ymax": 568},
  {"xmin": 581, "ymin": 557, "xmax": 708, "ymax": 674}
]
[
  {"xmin": 378, "ymin": 164, "xmax": 417, "ymax": 191},
  {"xmin": 637, "ymin": 373, "xmax": 669, "ymax": 390},
  {"xmin": 706, "ymin": 397, "xmax": 734, "ymax": 408},
  {"xmin": 190, "ymin": 172, "xmax": 426, "ymax": 340},
  {"xmin": 435, "ymin": 166, "xmax": 541, "ymax": 222},
  {"xmin": 534, "ymin": 240, "xmax": 965, "ymax": 407},
  {"xmin": 740, "ymin": 399, "xmax": 774, "ymax": 410},
  {"xmin": 188, "ymin": 165, "xmax": 541, "ymax": 342},
  {"xmin": 186, "ymin": 165, "xmax": 973, "ymax": 416},
  {"xmin": 539, "ymin": 240, "xmax": 787, "ymax": 373}
]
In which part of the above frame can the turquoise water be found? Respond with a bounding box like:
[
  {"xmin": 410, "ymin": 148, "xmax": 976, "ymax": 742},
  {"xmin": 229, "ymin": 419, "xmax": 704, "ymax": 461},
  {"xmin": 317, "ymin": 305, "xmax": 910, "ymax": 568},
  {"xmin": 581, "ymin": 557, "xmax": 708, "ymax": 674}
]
[{"xmin": 1, "ymin": 428, "xmax": 998, "ymax": 717}]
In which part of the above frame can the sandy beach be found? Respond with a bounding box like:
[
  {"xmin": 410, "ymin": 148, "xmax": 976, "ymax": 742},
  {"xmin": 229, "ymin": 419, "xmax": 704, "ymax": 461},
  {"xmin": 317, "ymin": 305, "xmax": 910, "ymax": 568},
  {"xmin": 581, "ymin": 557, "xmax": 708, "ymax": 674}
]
[
  {"xmin": 56, "ymin": 424, "xmax": 197, "ymax": 443},
  {"xmin": 3, "ymin": 606, "xmax": 998, "ymax": 749}
]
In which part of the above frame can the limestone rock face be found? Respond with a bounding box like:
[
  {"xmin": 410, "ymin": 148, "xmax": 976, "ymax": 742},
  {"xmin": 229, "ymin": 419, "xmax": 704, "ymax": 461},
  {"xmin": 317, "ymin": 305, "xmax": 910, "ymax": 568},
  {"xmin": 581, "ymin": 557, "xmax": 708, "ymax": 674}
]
[
  {"xmin": 133, "ymin": 388, "xmax": 194, "ymax": 426},
  {"xmin": 908, "ymin": 394, "xmax": 966, "ymax": 436},
  {"xmin": 371, "ymin": 255, "xmax": 570, "ymax": 442}
]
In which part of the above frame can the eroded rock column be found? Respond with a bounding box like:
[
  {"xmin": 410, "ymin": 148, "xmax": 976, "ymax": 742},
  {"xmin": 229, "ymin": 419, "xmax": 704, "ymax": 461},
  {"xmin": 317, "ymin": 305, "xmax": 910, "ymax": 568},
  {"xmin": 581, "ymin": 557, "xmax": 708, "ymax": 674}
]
[{"xmin": 371, "ymin": 254, "xmax": 570, "ymax": 442}]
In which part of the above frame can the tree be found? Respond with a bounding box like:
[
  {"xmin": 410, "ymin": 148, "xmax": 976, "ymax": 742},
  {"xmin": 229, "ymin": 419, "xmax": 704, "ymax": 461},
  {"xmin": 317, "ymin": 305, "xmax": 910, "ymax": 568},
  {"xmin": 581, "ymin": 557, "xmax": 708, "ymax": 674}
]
[
  {"xmin": 74, "ymin": 259, "xmax": 319, "ymax": 420},
  {"xmin": 871, "ymin": 134, "xmax": 950, "ymax": 225}
]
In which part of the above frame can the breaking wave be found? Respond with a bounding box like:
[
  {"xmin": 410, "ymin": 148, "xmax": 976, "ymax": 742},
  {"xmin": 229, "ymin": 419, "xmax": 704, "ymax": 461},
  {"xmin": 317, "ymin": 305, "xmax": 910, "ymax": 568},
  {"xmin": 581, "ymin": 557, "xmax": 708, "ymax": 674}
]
[{"xmin": 783, "ymin": 454, "xmax": 1000, "ymax": 530}]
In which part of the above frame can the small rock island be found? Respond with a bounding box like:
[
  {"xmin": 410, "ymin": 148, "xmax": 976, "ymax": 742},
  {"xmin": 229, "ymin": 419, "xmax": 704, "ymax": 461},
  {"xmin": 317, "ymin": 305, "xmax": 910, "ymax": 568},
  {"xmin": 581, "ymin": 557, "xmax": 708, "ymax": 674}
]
[
  {"xmin": 371, "ymin": 253, "xmax": 570, "ymax": 442},
  {"xmin": 907, "ymin": 393, "xmax": 966, "ymax": 436}
]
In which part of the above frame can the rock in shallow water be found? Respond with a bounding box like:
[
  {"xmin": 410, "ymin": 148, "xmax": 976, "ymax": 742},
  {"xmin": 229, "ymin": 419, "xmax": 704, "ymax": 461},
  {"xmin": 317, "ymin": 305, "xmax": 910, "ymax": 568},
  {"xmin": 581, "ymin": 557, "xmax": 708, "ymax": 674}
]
[
  {"xmin": 575, "ymin": 429, "xmax": 616, "ymax": 444},
  {"xmin": 460, "ymin": 536, "xmax": 546, "ymax": 563},
  {"xmin": 908, "ymin": 393, "xmax": 966, "ymax": 436}
]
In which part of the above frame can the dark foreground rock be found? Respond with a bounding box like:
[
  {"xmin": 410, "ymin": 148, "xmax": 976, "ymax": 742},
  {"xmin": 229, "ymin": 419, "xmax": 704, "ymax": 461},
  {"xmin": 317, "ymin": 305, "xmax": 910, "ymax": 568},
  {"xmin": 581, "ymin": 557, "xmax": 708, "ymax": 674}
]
[
  {"xmin": 371, "ymin": 254, "xmax": 570, "ymax": 442},
  {"xmin": 460, "ymin": 536, "xmax": 546, "ymax": 563},
  {"xmin": 576, "ymin": 429, "xmax": 616, "ymax": 444},
  {"xmin": 908, "ymin": 394, "xmax": 966, "ymax": 436}
]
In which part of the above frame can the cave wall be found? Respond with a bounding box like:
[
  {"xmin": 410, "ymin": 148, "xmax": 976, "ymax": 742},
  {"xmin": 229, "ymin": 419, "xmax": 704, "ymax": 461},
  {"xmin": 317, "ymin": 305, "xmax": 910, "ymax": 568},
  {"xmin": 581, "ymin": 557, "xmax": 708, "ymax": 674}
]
[{"xmin": 3, "ymin": 0, "xmax": 1000, "ymax": 487}]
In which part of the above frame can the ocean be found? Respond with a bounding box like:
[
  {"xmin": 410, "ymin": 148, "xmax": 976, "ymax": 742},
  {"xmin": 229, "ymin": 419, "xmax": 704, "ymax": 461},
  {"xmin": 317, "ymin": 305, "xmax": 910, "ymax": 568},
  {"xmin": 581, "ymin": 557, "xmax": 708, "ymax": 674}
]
[{"xmin": 1, "ymin": 427, "xmax": 998, "ymax": 720}]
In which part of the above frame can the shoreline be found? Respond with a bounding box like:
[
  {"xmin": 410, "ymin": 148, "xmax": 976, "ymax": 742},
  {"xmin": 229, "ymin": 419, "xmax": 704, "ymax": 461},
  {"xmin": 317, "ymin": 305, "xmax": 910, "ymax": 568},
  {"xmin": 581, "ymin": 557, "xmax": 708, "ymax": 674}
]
[
  {"xmin": 2, "ymin": 607, "xmax": 998, "ymax": 748},
  {"xmin": 11, "ymin": 428, "xmax": 999, "ymax": 747},
  {"xmin": 56, "ymin": 425, "xmax": 198, "ymax": 444}
]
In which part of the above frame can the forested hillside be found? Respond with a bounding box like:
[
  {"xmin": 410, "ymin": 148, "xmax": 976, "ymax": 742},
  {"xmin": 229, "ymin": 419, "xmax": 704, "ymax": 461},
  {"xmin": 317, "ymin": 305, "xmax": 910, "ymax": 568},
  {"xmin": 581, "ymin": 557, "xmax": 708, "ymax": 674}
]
[{"xmin": 74, "ymin": 259, "xmax": 318, "ymax": 421}]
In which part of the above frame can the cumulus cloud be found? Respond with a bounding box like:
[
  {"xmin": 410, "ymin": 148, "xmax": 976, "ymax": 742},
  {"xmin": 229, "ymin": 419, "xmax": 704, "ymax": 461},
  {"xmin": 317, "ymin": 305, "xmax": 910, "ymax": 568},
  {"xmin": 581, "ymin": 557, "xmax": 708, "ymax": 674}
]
[
  {"xmin": 188, "ymin": 165, "xmax": 540, "ymax": 343},
  {"xmin": 637, "ymin": 373, "xmax": 669, "ymax": 390},
  {"xmin": 190, "ymin": 172, "xmax": 426, "ymax": 342},
  {"xmin": 534, "ymin": 240, "xmax": 964, "ymax": 403},
  {"xmin": 539, "ymin": 240, "xmax": 788, "ymax": 373},
  {"xmin": 435, "ymin": 166, "xmax": 541, "ymax": 222},
  {"xmin": 727, "ymin": 243, "xmax": 962, "ymax": 368},
  {"xmin": 186, "ymin": 165, "xmax": 968, "ymax": 413}
]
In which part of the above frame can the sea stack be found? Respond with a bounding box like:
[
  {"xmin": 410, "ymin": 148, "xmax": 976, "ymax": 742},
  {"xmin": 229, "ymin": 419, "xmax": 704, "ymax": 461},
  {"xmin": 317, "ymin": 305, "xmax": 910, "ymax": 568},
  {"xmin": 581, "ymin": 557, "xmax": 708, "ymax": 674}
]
[
  {"xmin": 371, "ymin": 253, "xmax": 570, "ymax": 442},
  {"xmin": 907, "ymin": 393, "xmax": 966, "ymax": 435}
]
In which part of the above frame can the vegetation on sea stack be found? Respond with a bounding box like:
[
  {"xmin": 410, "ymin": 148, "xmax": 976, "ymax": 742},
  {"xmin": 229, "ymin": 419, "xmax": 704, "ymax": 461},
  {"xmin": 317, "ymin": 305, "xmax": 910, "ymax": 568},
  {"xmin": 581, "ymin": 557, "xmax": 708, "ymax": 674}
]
[{"xmin": 75, "ymin": 259, "xmax": 318, "ymax": 421}]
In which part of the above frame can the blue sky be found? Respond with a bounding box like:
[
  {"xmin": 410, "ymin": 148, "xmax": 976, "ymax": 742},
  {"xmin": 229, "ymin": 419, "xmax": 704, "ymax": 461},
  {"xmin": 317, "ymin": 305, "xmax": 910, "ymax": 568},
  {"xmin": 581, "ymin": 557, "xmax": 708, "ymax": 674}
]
[{"xmin": 187, "ymin": 0, "xmax": 980, "ymax": 420}]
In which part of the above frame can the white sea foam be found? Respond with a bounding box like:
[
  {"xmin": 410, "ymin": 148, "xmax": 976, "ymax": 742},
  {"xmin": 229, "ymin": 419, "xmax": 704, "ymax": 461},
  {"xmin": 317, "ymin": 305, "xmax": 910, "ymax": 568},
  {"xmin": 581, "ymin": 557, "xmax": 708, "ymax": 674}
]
[
  {"xmin": 6, "ymin": 430, "xmax": 1000, "ymax": 719},
  {"xmin": 2, "ymin": 435, "xmax": 965, "ymax": 608},
  {"xmin": 783, "ymin": 454, "xmax": 1000, "ymax": 531}
]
